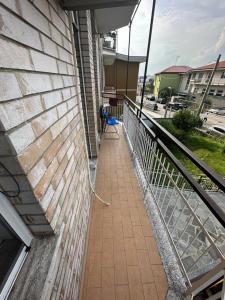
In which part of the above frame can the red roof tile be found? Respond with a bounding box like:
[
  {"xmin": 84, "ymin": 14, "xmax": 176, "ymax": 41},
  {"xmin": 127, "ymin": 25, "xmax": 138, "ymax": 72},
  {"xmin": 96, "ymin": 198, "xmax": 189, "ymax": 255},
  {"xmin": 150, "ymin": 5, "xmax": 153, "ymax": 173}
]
[
  {"xmin": 194, "ymin": 60, "xmax": 225, "ymax": 71},
  {"xmin": 159, "ymin": 65, "xmax": 192, "ymax": 74}
]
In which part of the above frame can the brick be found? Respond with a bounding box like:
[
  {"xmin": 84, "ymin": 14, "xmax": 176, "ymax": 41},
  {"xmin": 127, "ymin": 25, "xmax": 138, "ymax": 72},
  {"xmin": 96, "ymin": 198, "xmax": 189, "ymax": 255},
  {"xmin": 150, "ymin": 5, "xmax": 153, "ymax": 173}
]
[
  {"xmin": 0, "ymin": 95, "xmax": 43, "ymax": 130},
  {"xmin": 50, "ymin": 115, "xmax": 68, "ymax": 139},
  {"xmin": 19, "ymin": 0, "xmax": 51, "ymax": 37},
  {"xmin": 28, "ymin": 158, "xmax": 47, "ymax": 188},
  {"xmin": 50, "ymin": 23, "xmax": 63, "ymax": 46},
  {"xmin": 0, "ymin": 37, "xmax": 34, "ymax": 71},
  {"xmin": 16, "ymin": 72, "xmax": 52, "ymax": 96},
  {"xmin": 49, "ymin": 6, "xmax": 66, "ymax": 36},
  {"xmin": 58, "ymin": 46, "xmax": 71, "ymax": 63},
  {"xmin": 51, "ymin": 75, "xmax": 64, "ymax": 89},
  {"xmin": 9, "ymin": 123, "xmax": 36, "ymax": 153},
  {"xmin": 63, "ymin": 75, "xmax": 74, "ymax": 87},
  {"xmin": 41, "ymin": 34, "xmax": 58, "ymax": 58},
  {"xmin": 57, "ymin": 102, "xmax": 68, "ymax": 118},
  {"xmin": 61, "ymin": 87, "xmax": 71, "ymax": 100},
  {"xmin": 34, "ymin": 157, "xmax": 59, "ymax": 200},
  {"xmin": 0, "ymin": 72, "xmax": 22, "ymax": 101},
  {"xmin": 18, "ymin": 130, "xmax": 52, "ymax": 172},
  {"xmin": 42, "ymin": 90, "xmax": 62, "ymax": 109},
  {"xmin": 30, "ymin": 50, "xmax": 58, "ymax": 73},
  {"xmin": 57, "ymin": 60, "xmax": 68, "ymax": 74},
  {"xmin": 41, "ymin": 184, "xmax": 55, "ymax": 211},
  {"xmin": 32, "ymin": 0, "xmax": 51, "ymax": 20},
  {"xmin": 32, "ymin": 108, "xmax": 58, "ymax": 136},
  {"xmin": 0, "ymin": 6, "xmax": 42, "ymax": 50},
  {"xmin": 43, "ymin": 135, "xmax": 63, "ymax": 166}
]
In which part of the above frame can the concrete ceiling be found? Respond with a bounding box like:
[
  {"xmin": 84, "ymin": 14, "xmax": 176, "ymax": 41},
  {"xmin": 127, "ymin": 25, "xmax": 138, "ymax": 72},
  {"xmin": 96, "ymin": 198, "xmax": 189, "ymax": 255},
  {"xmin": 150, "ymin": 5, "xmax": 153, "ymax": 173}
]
[
  {"xmin": 61, "ymin": 0, "xmax": 137, "ymax": 10},
  {"xmin": 95, "ymin": 5, "xmax": 135, "ymax": 33}
]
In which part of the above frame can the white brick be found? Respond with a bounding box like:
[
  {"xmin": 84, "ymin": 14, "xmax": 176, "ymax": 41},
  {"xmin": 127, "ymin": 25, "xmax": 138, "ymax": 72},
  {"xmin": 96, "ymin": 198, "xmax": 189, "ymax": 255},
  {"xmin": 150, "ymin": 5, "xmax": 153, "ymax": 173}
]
[
  {"xmin": 9, "ymin": 123, "xmax": 36, "ymax": 153},
  {"xmin": 19, "ymin": 0, "xmax": 51, "ymax": 37},
  {"xmin": 41, "ymin": 184, "xmax": 54, "ymax": 211},
  {"xmin": 58, "ymin": 46, "xmax": 71, "ymax": 63},
  {"xmin": 30, "ymin": 50, "xmax": 58, "ymax": 73},
  {"xmin": 57, "ymin": 60, "xmax": 68, "ymax": 74},
  {"xmin": 67, "ymin": 98, "xmax": 75, "ymax": 110},
  {"xmin": 28, "ymin": 158, "xmax": 46, "ymax": 188},
  {"xmin": 41, "ymin": 34, "xmax": 58, "ymax": 58},
  {"xmin": 63, "ymin": 36, "xmax": 72, "ymax": 53},
  {"xmin": 32, "ymin": 0, "xmax": 51, "ymax": 20},
  {"xmin": 0, "ymin": 0, "xmax": 20, "ymax": 13},
  {"xmin": 57, "ymin": 102, "xmax": 67, "ymax": 118},
  {"xmin": 67, "ymin": 64, "xmax": 74, "ymax": 75},
  {"xmin": 51, "ymin": 75, "xmax": 64, "ymax": 89},
  {"xmin": 0, "ymin": 6, "xmax": 42, "ymax": 50},
  {"xmin": 0, "ymin": 37, "xmax": 34, "ymax": 70},
  {"xmin": 42, "ymin": 90, "xmax": 62, "ymax": 109},
  {"xmin": 62, "ymin": 87, "xmax": 71, "ymax": 100},
  {"xmin": 0, "ymin": 72, "xmax": 22, "ymax": 101},
  {"xmin": 0, "ymin": 95, "xmax": 42, "ymax": 130},
  {"xmin": 16, "ymin": 72, "xmax": 52, "ymax": 95},
  {"xmin": 63, "ymin": 76, "xmax": 74, "ymax": 87},
  {"xmin": 50, "ymin": 115, "xmax": 68, "ymax": 139},
  {"xmin": 50, "ymin": 24, "xmax": 63, "ymax": 46},
  {"xmin": 32, "ymin": 108, "xmax": 58, "ymax": 136},
  {"xmin": 49, "ymin": 6, "xmax": 66, "ymax": 36}
]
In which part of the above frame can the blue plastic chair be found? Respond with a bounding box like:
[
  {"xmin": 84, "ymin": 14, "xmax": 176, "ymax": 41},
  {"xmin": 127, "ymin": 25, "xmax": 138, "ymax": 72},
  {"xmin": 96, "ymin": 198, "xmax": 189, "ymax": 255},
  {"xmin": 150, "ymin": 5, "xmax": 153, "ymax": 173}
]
[{"xmin": 102, "ymin": 111, "xmax": 120, "ymax": 139}]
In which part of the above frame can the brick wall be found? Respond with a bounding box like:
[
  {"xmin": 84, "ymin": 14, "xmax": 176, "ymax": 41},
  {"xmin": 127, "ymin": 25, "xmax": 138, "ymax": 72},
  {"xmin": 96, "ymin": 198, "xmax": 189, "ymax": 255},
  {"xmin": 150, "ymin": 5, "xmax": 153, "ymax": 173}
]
[
  {"xmin": 0, "ymin": 0, "xmax": 93, "ymax": 298},
  {"xmin": 77, "ymin": 10, "xmax": 99, "ymax": 157}
]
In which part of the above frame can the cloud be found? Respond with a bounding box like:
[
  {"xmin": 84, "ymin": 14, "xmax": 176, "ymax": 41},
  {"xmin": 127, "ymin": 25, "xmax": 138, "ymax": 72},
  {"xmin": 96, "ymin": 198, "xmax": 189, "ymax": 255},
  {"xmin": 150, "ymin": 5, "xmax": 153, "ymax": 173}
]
[{"xmin": 117, "ymin": 0, "xmax": 225, "ymax": 75}]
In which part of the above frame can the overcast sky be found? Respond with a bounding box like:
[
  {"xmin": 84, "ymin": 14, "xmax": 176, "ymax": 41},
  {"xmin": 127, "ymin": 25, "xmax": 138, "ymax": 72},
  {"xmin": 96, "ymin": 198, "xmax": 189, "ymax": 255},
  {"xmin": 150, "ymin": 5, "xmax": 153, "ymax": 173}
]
[{"xmin": 117, "ymin": 0, "xmax": 225, "ymax": 75}]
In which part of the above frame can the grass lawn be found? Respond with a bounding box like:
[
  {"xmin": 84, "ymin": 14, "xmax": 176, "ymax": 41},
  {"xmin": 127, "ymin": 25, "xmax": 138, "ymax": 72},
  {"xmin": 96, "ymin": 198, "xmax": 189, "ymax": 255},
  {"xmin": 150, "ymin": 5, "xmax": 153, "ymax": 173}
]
[{"xmin": 160, "ymin": 121, "xmax": 225, "ymax": 176}]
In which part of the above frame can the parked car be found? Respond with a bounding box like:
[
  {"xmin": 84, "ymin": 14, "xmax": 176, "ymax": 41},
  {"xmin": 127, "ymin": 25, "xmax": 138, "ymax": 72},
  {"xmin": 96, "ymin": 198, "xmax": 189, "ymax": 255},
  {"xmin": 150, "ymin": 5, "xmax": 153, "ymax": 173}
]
[
  {"xmin": 164, "ymin": 102, "xmax": 187, "ymax": 111},
  {"xmin": 208, "ymin": 107, "xmax": 225, "ymax": 115},
  {"xmin": 145, "ymin": 102, "xmax": 158, "ymax": 111},
  {"xmin": 206, "ymin": 125, "xmax": 225, "ymax": 136},
  {"xmin": 147, "ymin": 96, "xmax": 156, "ymax": 101},
  {"xmin": 157, "ymin": 97, "xmax": 167, "ymax": 104}
]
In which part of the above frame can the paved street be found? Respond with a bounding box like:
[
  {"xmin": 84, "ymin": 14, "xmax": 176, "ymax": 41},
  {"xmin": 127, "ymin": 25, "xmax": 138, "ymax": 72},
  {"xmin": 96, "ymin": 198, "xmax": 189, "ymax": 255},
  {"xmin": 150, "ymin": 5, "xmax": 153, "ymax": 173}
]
[{"xmin": 136, "ymin": 97, "xmax": 225, "ymax": 127}]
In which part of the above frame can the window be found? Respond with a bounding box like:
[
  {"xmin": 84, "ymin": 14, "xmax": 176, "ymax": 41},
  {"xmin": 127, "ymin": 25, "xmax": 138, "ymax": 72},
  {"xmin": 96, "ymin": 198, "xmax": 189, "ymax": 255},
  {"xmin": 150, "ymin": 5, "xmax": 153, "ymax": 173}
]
[
  {"xmin": 221, "ymin": 71, "xmax": 225, "ymax": 79},
  {"xmin": 198, "ymin": 73, "xmax": 203, "ymax": 81},
  {"xmin": 185, "ymin": 74, "xmax": 192, "ymax": 90},
  {"xmin": 214, "ymin": 127, "xmax": 225, "ymax": 134},
  {"xmin": 194, "ymin": 87, "xmax": 198, "ymax": 93},
  {"xmin": 208, "ymin": 89, "xmax": 215, "ymax": 96},
  {"xmin": 201, "ymin": 88, "xmax": 206, "ymax": 94},
  {"xmin": 0, "ymin": 193, "xmax": 32, "ymax": 298},
  {"xmin": 216, "ymin": 90, "xmax": 223, "ymax": 97},
  {"xmin": 192, "ymin": 73, "xmax": 196, "ymax": 79}
]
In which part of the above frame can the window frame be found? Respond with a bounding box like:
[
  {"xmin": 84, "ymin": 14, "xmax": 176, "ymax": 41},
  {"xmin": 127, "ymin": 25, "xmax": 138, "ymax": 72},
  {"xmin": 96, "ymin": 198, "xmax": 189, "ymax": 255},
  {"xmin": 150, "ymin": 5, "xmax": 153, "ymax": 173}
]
[
  {"xmin": 216, "ymin": 90, "xmax": 223, "ymax": 97},
  {"xmin": 208, "ymin": 89, "xmax": 215, "ymax": 96},
  {"xmin": 0, "ymin": 193, "xmax": 32, "ymax": 299}
]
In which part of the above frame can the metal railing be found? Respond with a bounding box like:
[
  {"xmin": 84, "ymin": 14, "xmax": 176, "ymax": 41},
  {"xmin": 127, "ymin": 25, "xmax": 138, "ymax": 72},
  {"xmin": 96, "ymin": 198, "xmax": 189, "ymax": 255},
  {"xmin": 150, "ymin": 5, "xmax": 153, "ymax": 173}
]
[
  {"xmin": 123, "ymin": 96, "xmax": 225, "ymax": 296},
  {"xmin": 102, "ymin": 92, "xmax": 124, "ymax": 121}
]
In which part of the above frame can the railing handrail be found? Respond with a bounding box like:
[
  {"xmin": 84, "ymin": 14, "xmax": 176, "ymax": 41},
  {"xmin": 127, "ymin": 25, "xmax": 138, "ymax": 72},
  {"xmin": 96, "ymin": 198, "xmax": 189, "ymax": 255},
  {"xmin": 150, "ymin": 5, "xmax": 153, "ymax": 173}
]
[
  {"xmin": 124, "ymin": 95, "xmax": 225, "ymax": 227},
  {"xmin": 124, "ymin": 95, "xmax": 225, "ymax": 193}
]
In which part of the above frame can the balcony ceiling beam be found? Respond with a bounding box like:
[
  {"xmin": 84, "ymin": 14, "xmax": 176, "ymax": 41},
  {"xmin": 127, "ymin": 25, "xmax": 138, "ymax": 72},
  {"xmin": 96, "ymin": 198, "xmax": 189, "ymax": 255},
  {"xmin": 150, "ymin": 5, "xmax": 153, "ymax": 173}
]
[{"xmin": 61, "ymin": 0, "xmax": 138, "ymax": 10}]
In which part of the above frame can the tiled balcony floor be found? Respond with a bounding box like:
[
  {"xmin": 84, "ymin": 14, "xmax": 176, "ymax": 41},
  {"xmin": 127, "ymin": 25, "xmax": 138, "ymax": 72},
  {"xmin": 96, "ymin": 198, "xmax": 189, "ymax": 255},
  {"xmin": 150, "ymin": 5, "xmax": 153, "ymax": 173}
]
[{"xmin": 81, "ymin": 125, "xmax": 168, "ymax": 300}]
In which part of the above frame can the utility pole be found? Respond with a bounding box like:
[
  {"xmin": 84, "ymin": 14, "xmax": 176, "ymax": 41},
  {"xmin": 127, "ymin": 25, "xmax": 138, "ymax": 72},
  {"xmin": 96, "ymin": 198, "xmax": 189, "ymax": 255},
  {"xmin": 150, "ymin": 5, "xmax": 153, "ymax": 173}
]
[
  {"xmin": 197, "ymin": 54, "xmax": 221, "ymax": 116},
  {"xmin": 140, "ymin": 0, "xmax": 156, "ymax": 117}
]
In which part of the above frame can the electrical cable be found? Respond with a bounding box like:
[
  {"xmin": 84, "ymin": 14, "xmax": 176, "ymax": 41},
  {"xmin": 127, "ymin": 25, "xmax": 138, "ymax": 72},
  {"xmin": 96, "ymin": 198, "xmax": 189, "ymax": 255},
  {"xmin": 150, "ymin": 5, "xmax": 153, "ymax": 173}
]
[{"xmin": 0, "ymin": 161, "xmax": 20, "ymax": 198}]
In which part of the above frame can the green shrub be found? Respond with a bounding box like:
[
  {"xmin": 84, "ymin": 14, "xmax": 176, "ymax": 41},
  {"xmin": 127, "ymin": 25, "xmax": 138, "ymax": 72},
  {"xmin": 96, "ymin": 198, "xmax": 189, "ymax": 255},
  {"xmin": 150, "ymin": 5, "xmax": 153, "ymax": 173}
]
[
  {"xmin": 222, "ymin": 146, "xmax": 225, "ymax": 155},
  {"xmin": 172, "ymin": 110, "xmax": 203, "ymax": 132}
]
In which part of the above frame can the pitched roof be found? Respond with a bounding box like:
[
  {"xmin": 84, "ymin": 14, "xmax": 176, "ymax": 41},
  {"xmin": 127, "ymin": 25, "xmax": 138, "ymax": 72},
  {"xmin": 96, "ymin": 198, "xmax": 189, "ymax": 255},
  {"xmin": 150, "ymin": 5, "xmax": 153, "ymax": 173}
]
[
  {"xmin": 158, "ymin": 65, "xmax": 192, "ymax": 74},
  {"xmin": 193, "ymin": 60, "xmax": 225, "ymax": 71},
  {"xmin": 116, "ymin": 53, "xmax": 146, "ymax": 63}
]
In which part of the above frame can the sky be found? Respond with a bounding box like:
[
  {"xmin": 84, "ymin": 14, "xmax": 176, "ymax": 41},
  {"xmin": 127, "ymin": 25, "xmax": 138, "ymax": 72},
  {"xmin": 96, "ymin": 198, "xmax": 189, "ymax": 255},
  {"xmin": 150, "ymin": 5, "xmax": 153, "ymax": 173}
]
[{"xmin": 117, "ymin": 0, "xmax": 225, "ymax": 75}]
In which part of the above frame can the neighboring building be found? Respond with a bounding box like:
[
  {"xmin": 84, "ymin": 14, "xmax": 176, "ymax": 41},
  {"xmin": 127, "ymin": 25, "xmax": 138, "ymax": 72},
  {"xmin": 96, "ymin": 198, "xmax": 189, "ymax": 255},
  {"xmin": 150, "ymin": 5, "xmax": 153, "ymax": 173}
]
[
  {"xmin": 104, "ymin": 53, "xmax": 146, "ymax": 100},
  {"xmin": 153, "ymin": 65, "xmax": 192, "ymax": 98},
  {"xmin": 0, "ymin": 0, "xmax": 137, "ymax": 299},
  {"xmin": 179, "ymin": 61, "xmax": 225, "ymax": 107}
]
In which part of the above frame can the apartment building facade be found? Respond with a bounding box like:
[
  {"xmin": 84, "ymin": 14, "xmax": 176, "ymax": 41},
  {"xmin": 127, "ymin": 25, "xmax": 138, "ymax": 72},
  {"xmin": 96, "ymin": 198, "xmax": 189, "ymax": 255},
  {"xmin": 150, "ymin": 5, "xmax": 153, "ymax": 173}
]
[
  {"xmin": 179, "ymin": 61, "xmax": 225, "ymax": 107},
  {"xmin": 0, "ymin": 0, "xmax": 137, "ymax": 299}
]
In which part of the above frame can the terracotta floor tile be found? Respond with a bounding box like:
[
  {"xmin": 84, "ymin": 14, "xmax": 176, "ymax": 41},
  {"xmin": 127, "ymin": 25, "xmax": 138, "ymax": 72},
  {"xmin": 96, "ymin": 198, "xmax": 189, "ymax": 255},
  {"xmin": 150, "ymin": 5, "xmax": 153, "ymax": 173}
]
[
  {"xmin": 80, "ymin": 127, "xmax": 168, "ymax": 300},
  {"xmin": 102, "ymin": 267, "xmax": 115, "ymax": 287},
  {"xmin": 102, "ymin": 287, "xmax": 116, "ymax": 300},
  {"xmin": 115, "ymin": 285, "xmax": 130, "ymax": 300},
  {"xmin": 115, "ymin": 265, "xmax": 128, "ymax": 285},
  {"xmin": 143, "ymin": 283, "xmax": 158, "ymax": 300}
]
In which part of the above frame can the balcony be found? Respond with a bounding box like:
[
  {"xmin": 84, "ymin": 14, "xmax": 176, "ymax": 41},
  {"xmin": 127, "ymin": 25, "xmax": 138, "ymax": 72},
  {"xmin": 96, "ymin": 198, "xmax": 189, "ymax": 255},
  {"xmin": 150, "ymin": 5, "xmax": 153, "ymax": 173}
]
[{"xmin": 80, "ymin": 95, "xmax": 225, "ymax": 299}]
